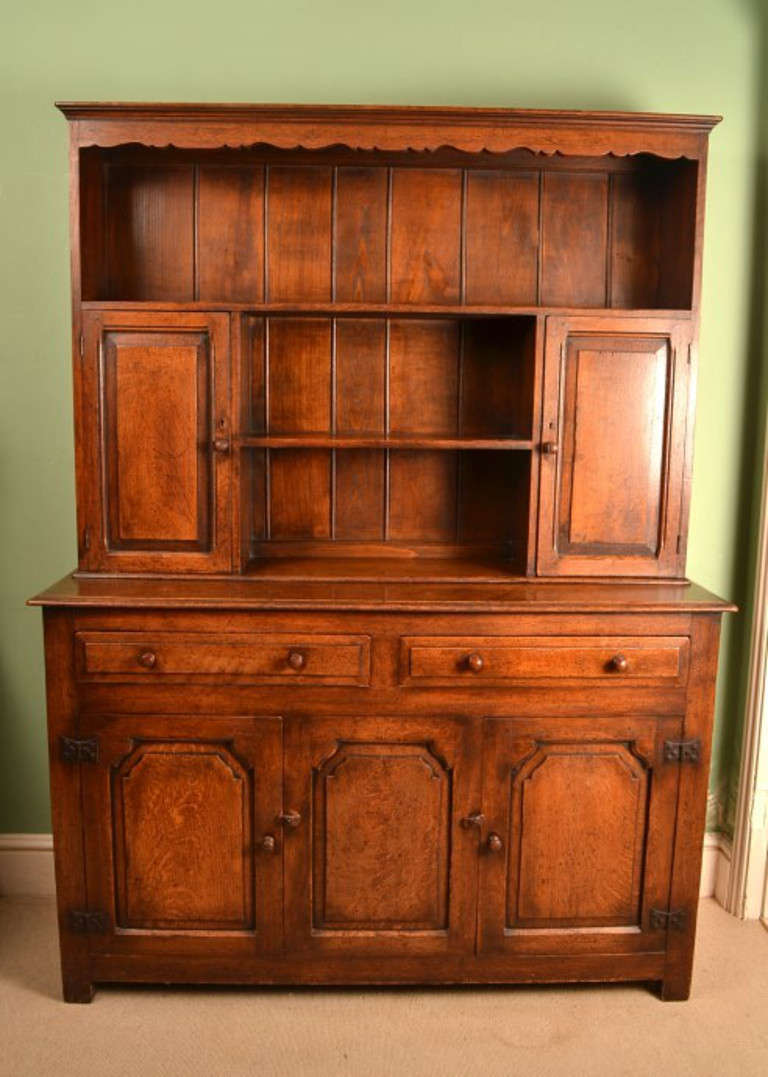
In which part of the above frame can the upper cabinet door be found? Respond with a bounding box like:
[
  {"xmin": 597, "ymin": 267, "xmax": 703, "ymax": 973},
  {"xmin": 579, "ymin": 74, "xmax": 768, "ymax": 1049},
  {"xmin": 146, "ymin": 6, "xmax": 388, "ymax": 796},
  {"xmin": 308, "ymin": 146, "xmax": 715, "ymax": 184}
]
[
  {"xmin": 79, "ymin": 312, "xmax": 232, "ymax": 573},
  {"xmin": 537, "ymin": 317, "xmax": 692, "ymax": 577}
]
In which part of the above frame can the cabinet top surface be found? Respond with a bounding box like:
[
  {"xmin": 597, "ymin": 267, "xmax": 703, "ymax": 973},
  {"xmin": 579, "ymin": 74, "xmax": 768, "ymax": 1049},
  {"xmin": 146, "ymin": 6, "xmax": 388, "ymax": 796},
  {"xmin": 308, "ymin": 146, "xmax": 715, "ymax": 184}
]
[
  {"xmin": 56, "ymin": 102, "xmax": 720, "ymax": 157},
  {"xmin": 29, "ymin": 574, "xmax": 735, "ymax": 614}
]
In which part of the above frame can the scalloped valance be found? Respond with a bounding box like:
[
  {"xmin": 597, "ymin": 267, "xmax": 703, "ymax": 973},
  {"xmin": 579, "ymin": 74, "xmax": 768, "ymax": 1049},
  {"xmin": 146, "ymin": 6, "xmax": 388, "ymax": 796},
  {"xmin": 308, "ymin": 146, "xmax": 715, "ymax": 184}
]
[{"xmin": 56, "ymin": 102, "xmax": 720, "ymax": 160}]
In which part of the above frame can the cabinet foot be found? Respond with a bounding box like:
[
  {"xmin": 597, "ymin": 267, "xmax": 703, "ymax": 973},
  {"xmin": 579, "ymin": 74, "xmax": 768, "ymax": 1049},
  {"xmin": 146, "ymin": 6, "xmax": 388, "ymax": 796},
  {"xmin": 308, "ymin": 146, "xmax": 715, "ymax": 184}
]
[
  {"xmin": 657, "ymin": 977, "xmax": 692, "ymax": 1002},
  {"xmin": 62, "ymin": 977, "xmax": 95, "ymax": 1004}
]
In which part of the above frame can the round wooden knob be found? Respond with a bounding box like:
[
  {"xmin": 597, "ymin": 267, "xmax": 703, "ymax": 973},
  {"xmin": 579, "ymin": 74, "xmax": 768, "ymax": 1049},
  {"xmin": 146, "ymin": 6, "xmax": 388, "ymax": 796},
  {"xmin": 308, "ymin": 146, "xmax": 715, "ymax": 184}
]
[
  {"xmin": 261, "ymin": 835, "xmax": 276, "ymax": 853},
  {"xmin": 487, "ymin": 833, "xmax": 503, "ymax": 853},
  {"xmin": 137, "ymin": 650, "xmax": 157, "ymax": 669},
  {"xmin": 541, "ymin": 441, "xmax": 559, "ymax": 455},
  {"xmin": 466, "ymin": 653, "xmax": 484, "ymax": 673},
  {"xmin": 213, "ymin": 437, "xmax": 231, "ymax": 454},
  {"xmin": 287, "ymin": 650, "xmax": 306, "ymax": 671},
  {"xmin": 610, "ymin": 653, "xmax": 629, "ymax": 673},
  {"xmin": 278, "ymin": 810, "xmax": 302, "ymax": 829}
]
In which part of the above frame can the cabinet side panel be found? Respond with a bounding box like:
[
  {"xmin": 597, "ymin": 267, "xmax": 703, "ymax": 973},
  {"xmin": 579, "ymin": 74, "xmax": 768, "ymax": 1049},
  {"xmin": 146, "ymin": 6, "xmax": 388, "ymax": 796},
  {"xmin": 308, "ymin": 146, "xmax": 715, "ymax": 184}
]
[{"xmin": 105, "ymin": 164, "xmax": 194, "ymax": 301}]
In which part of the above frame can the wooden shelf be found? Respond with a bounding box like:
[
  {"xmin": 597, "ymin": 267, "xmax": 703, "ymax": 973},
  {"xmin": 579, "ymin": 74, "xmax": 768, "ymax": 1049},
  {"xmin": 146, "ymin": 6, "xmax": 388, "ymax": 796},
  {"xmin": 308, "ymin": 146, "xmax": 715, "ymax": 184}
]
[
  {"xmin": 80, "ymin": 300, "xmax": 694, "ymax": 319},
  {"xmin": 237, "ymin": 435, "xmax": 535, "ymax": 451}
]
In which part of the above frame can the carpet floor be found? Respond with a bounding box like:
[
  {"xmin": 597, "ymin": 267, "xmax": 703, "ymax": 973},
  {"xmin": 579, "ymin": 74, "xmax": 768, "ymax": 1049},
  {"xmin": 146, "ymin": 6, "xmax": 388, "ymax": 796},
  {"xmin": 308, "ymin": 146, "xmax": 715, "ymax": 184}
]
[{"xmin": 0, "ymin": 897, "xmax": 766, "ymax": 1077}]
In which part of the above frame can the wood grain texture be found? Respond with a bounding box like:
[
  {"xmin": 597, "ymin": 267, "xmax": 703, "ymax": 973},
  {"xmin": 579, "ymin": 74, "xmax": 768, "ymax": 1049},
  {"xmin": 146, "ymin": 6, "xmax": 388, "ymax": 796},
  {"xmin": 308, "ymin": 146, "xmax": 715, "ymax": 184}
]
[
  {"xmin": 541, "ymin": 172, "xmax": 608, "ymax": 307},
  {"xmin": 465, "ymin": 171, "xmax": 539, "ymax": 304},
  {"xmin": 389, "ymin": 170, "xmax": 462, "ymax": 303},
  {"xmin": 197, "ymin": 165, "xmax": 264, "ymax": 301},
  {"xmin": 266, "ymin": 166, "xmax": 332, "ymax": 301},
  {"xmin": 106, "ymin": 164, "xmax": 194, "ymax": 300}
]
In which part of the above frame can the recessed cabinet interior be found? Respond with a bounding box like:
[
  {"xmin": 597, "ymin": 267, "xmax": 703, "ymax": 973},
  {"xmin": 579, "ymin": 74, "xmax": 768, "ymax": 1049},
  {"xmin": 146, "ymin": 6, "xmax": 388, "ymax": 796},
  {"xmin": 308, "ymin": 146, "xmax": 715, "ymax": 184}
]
[{"xmin": 33, "ymin": 103, "xmax": 732, "ymax": 1004}]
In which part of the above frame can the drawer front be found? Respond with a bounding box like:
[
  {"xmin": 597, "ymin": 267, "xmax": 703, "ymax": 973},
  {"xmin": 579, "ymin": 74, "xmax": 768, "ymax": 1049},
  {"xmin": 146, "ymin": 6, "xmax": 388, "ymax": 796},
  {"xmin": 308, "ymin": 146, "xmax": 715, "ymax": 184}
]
[
  {"xmin": 76, "ymin": 632, "xmax": 371, "ymax": 685},
  {"xmin": 400, "ymin": 636, "xmax": 689, "ymax": 687}
]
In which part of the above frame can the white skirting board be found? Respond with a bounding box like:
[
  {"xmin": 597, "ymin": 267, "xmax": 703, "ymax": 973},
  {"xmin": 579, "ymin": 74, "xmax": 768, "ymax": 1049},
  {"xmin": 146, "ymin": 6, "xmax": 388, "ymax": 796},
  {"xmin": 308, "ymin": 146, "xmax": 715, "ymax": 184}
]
[{"xmin": 0, "ymin": 830, "xmax": 736, "ymax": 905}]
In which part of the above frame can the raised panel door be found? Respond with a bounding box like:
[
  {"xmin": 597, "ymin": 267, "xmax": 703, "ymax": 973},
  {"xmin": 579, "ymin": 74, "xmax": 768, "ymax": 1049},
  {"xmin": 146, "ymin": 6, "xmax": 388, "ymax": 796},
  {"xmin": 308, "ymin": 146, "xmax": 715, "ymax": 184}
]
[
  {"xmin": 78, "ymin": 311, "xmax": 232, "ymax": 573},
  {"xmin": 79, "ymin": 715, "xmax": 282, "ymax": 957},
  {"xmin": 283, "ymin": 715, "xmax": 481, "ymax": 957},
  {"xmin": 478, "ymin": 715, "xmax": 681, "ymax": 956},
  {"xmin": 537, "ymin": 317, "xmax": 691, "ymax": 577}
]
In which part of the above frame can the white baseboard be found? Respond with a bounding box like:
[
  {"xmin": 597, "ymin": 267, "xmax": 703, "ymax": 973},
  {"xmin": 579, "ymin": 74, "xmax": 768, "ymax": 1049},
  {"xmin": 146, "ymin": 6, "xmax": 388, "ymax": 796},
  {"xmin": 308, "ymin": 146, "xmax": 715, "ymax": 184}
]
[
  {"xmin": 700, "ymin": 832, "xmax": 732, "ymax": 904},
  {"xmin": 0, "ymin": 830, "xmax": 737, "ymax": 904},
  {"xmin": 0, "ymin": 834, "xmax": 55, "ymax": 896}
]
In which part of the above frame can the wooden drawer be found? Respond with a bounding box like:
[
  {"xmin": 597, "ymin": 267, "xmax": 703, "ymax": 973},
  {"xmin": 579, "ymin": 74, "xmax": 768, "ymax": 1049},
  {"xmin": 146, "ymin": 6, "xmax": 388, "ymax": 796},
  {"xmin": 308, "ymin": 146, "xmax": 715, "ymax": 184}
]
[
  {"xmin": 76, "ymin": 632, "xmax": 371, "ymax": 685},
  {"xmin": 399, "ymin": 636, "xmax": 689, "ymax": 687}
]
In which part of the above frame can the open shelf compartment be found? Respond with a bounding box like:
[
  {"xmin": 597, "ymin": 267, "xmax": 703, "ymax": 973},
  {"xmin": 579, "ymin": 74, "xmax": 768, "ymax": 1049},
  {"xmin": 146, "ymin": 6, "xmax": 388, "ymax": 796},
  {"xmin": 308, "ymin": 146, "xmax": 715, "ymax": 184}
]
[{"xmin": 79, "ymin": 145, "xmax": 698, "ymax": 311}]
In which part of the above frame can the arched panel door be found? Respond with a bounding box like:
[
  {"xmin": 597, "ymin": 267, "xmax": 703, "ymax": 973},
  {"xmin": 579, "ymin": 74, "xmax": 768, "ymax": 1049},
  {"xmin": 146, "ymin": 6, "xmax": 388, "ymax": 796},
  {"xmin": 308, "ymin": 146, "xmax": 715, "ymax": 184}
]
[
  {"xmin": 478, "ymin": 715, "xmax": 682, "ymax": 957},
  {"xmin": 79, "ymin": 715, "xmax": 282, "ymax": 958},
  {"xmin": 283, "ymin": 715, "xmax": 482, "ymax": 958}
]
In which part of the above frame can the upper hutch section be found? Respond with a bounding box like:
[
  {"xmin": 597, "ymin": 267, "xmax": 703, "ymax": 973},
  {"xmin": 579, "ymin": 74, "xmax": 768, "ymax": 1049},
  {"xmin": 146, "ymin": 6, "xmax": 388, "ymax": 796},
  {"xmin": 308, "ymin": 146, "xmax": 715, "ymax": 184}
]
[
  {"xmin": 59, "ymin": 104, "xmax": 719, "ymax": 580},
  {"xmin": 63, "ymin": 103, "xmax": 717, "ymax": 313}
]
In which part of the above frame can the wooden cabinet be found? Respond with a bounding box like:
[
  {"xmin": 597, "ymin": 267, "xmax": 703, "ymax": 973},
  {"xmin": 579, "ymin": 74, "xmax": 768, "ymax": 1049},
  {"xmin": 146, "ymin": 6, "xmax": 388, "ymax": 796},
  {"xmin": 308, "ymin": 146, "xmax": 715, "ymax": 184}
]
[
  {"xmin": 32, "ymin": 104, "xmax": 732, "ymax": 1003},
  {"xmin": 538, "ymin": 317, "xmax": 692, "ymax": 577},
  {"xmin": 78, "ymin": 311, "xmax": 232, "ymax": 573}
]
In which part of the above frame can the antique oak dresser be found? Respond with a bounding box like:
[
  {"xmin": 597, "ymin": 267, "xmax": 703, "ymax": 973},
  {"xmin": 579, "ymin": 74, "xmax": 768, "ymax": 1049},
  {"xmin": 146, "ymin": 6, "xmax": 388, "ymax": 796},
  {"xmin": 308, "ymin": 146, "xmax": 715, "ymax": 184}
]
[{"xmin": 30, "ymin": 103, "xmax": 734, "ymax": 1002}]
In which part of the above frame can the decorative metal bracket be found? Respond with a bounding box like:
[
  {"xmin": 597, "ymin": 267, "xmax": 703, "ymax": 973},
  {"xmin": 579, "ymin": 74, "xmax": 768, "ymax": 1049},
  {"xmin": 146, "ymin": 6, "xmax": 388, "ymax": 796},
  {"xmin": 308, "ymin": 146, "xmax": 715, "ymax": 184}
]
[
  {"xmin": 649, "ymin": 908, "xmax": 687, "ymax": 932},
  {"xmin": 60, "ymin": 736, "xmax": 99, "ymax": 764},
  {"xmin": 68, "ymin": 910, "xmax": 108, "ymax": 934},
  {"xmin": 663, "ymin": 738, "xmax": 701, "ymax": 764}
]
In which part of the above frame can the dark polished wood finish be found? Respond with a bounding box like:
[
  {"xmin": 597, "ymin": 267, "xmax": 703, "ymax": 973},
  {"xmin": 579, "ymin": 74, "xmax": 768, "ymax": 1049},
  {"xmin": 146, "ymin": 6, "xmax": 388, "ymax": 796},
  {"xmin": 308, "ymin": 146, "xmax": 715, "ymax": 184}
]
[{"xmin": 33, "ymin": 103, "xmax": 730, "ymax": 1003}]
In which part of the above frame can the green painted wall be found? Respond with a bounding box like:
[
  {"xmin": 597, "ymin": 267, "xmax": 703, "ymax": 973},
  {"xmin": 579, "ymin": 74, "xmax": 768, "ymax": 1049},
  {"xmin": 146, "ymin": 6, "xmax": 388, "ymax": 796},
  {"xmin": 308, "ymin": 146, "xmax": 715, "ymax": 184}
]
[{"xmin": 0, "ymin": 0, "xmax": 761, "ymax": 832}]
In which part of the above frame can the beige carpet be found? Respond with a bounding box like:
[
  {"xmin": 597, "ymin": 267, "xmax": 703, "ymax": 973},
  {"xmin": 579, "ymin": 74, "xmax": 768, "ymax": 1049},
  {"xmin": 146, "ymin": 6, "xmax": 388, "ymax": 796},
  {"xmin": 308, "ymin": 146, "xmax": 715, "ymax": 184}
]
[{"xmin": 1, "ymin": 897, "xmax": 766, "ymax": 1077}]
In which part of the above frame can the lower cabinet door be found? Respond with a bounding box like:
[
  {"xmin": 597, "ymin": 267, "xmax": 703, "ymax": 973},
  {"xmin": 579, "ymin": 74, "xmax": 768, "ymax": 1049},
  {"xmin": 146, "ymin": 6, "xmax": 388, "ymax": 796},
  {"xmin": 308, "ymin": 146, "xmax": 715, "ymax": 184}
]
[
  {"xmin": 478, "ymin": 716, "xmax": 682, "ymax": 956},
  {"xmin": 283, "ymin": 715, "xmax": 482, "ymax": 957},
  {"xmin": 79, "ymin": 716, "xmax": 283, "ymax": 957}
]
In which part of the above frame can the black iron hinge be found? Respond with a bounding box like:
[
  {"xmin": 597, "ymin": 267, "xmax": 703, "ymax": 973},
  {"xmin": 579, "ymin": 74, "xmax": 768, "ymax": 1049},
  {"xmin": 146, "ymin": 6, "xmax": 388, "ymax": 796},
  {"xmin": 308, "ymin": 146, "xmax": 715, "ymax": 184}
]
[
  {"xmin": 60, "ymin": 736, "xmax": 99, "ymax": 764},
  {"xmin": 663, "ymin": 738, "xmax": 702, "ymax": 764},
  {"xmin": 649, "ymin": 908, "xmax": 687, "ymax": 932},
  {"xmin": 68, "ymin": 910, "xmax": 108, "ymax": 934},
  {"xmin": 79, "ymin": 333, "xmax": 84, "ymax": 360}
]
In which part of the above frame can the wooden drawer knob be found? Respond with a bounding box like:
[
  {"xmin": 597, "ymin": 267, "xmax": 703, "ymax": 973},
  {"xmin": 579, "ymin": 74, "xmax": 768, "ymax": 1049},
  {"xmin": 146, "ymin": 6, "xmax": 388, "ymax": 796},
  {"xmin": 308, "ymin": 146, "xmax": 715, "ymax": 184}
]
[
  {"xmin": 466, "ymin": 653, "xmax": 484, "ymax": 673},
  {"xmin": 137, "ymin": 650, "xmax": 157, "ymax": 669},
  {"xmin": 261, "ymin": 835, "xmax": 276, "ymax": 853},
  {"xmin": 287, "ymin": 650, "xmax": 306, "ymax": 671},
  {"xmin": 541, "ymin": 441, "xmax": 559, "ymax": 455},
  {"xmin": 460, "ymin": 811, "xmax": 486, "ymax": 830},
  {"xmin": 487, "ymin": 832, "xmax": 503, "ymax": 853},
  {"xmin": 610, "ymin": 653, "xmax": 629, "ymax": 673},
  {"xmin": 278, "ymin": 810, "xmax": 302, "ymax": 828},
  {"xmin": 212, "ymin": 437, "xmax": 230, "ymax": 454}
]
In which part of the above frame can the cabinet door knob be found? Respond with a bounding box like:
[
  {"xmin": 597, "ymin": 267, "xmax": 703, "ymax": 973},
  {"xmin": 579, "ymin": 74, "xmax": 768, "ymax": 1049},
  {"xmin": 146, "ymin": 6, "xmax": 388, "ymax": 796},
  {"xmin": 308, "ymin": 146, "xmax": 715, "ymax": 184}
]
[
  {"xmin": 460, "ymin": 811, "xmax": 486, "ymax": 829},
  {"xmin": 466, "ymin": 653, "xmax": 484, "ymax": 673},
  {"xmin": 137, "ymin": 650, "xmax": 157, "ymax": 669},
  {"xmin": 610, "ymin": 653, "xmax": 629, "ymax": 673},
  {"xmin": 260, "ymin": 834, "xmax": 276, "ymax": 853},
  {"xmin": 278, "ymin": 810, "xmax": 302, "ymax": 828},
  {"xmin": 541, "ymin": 440, "xmax": 559, "ymax": 455},
  {"xmin": 487, "ymin": 833, "xmax": 503, "ymax": 853},
  {"xmin": 213, "ymin": 437, "xmax": 230, "ymax": 454},
  {"xmin": 287, "ymin": 650, "xmax": 306, "ymax": 671}
]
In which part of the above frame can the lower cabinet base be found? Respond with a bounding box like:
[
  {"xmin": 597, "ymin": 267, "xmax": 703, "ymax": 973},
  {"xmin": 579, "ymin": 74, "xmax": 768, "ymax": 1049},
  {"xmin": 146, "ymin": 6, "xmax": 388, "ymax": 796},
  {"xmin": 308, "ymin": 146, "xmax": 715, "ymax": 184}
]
[{"xmin": 64, "ymin": 951, "xmax": 685, "ymax": 1003}]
